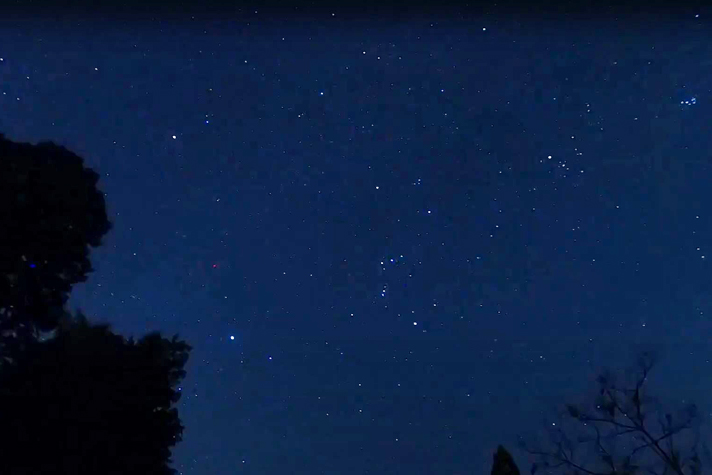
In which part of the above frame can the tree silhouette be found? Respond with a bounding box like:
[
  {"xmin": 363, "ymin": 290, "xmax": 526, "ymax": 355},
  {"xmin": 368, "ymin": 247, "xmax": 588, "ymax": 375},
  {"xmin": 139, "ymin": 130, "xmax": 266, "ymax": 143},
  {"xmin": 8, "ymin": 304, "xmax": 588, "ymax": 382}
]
[
  {"xmin": 0, "ymin": 133, "xmax": 111, "ymax": 359},
  {"xmin": 0, "ymin": 133, "xmax": 190, "ymax": 474},
  {"xmin": 0, "ymin": 311, "xmax": 191, "ymax": 475},
  {"xmin": 492, "ymin": 445, "xmax": 522, "ymax": 475},
  {"xmin": 519, "ymin": 352, "xmax": 705, "ymax": 475}
]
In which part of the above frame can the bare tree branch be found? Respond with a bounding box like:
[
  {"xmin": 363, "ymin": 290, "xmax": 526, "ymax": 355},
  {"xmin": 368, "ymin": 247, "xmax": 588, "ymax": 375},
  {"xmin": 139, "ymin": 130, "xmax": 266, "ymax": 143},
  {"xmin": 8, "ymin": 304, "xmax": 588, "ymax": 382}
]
[{"xmin": 520, "ymin": 354, "xmax": 700, "ymax": 475}]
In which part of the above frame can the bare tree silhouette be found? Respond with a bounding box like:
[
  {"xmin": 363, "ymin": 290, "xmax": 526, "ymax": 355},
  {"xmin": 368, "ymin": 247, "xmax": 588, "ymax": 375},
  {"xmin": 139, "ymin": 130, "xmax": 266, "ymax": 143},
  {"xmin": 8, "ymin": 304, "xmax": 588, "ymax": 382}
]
[{"xmin": 519, "ymin": 352, "xmax": 705, "ymax": 475}]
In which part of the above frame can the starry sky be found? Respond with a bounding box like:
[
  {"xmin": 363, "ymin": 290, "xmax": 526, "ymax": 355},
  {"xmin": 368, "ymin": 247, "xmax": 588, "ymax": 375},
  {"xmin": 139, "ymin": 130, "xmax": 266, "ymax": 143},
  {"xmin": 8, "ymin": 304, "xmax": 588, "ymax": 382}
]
[{"xmin": 2, "ymin": 5, "xmax": 712, "ymax": 474}]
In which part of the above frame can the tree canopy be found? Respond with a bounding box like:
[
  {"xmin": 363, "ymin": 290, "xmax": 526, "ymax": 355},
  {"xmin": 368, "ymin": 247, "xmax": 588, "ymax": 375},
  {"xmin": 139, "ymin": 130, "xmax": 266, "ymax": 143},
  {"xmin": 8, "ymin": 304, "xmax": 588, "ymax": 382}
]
[
  {"xmin": 0, "ymin": 133, "xmax": 111, "ymax": 358},
  {"xmin": 0, "ymin": 312, "xmax": 191, "ymax": 475},
  {"xmin": 0, "ymin": 133, "xmax": 190, "ymax": 474}
]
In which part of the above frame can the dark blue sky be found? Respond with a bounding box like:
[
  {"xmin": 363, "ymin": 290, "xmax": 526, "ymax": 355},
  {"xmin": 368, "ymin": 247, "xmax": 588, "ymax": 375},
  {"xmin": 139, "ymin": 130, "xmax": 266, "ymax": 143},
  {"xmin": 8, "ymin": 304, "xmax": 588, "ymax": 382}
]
[{"xmin": 2, "ymin": 6, "xmax": 712, "ymax": 474}]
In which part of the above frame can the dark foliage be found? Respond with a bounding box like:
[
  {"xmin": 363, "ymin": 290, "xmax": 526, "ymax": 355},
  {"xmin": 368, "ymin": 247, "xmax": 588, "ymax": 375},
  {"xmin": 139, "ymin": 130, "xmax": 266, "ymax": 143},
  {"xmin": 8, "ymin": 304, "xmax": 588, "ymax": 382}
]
[
  {"xmin": 0, "ymin": 133, "xmax": 111, "ymax": 358},
  {"xmin": 0, "ymin": 312, "xmax": 191, "ymax": 475},
  {"xmin": 0, "ymin": 133, "xmax": 190, "ymax": 474},
  {"xmin": 519, "ymin": 352, "xmax": 705, "ymax": 475},
  {"xmin": 492, "ymin": 445, "xmax": 521, "ymax": 475}
]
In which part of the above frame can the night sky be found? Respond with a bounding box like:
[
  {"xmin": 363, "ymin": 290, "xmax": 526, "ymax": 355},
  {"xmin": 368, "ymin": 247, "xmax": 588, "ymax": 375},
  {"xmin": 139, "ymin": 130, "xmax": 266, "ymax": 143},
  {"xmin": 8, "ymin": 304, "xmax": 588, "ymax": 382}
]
[{"xmin": 2, "ymin": 5, "xmax": 712, "ymax": 474}]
